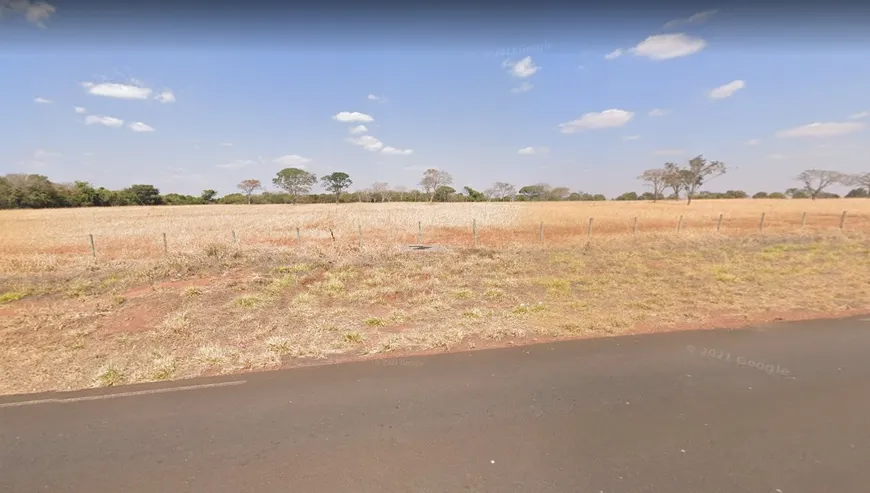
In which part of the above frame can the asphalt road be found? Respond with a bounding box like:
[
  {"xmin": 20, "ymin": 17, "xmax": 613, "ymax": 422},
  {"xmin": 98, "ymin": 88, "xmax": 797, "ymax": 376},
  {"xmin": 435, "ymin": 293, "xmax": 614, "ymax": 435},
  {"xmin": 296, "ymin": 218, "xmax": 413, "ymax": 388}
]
[{"xmin": 3, "ymin": 317, "xmax": 870, "ymax": 492}]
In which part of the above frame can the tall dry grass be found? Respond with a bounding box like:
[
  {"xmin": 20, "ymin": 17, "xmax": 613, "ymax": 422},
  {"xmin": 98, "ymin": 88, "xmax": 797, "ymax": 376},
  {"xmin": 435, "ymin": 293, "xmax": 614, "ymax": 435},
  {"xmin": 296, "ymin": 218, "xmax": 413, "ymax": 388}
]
[{"xmin": 1, "ymin": 199, "xmax": 869, "ymax": 275}]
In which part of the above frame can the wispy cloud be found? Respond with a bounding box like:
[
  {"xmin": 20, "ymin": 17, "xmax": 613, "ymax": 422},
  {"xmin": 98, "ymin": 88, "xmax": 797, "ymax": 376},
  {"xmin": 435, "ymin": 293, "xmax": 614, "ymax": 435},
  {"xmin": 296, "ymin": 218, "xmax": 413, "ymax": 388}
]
[
  {"xmin": 84, "ymin": 115, "xmax": 124, "ymax": 127},
  {"xmin": 0, "ymin": 0, "xmax": 56, "ymax": 27}
]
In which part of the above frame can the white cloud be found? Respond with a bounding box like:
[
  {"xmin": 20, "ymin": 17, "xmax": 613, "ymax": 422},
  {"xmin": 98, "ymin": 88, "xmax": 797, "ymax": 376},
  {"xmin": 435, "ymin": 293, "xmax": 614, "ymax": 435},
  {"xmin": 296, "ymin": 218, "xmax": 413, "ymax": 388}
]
[
  {"xmin": 81, "ymin": 81, "xmax": 152, "ymax": 100},
  {"xmin": 775, "ymin": 122, "xmax": 865, "ymax": 138},
  {"xmin": 648, "ymin": 108, "xmax": 670, "ymax": 117},
  {"xmin": 663, "ymin": 10, "xmax": 718, "ymax": 29},
  {"xmin": 347, "ymin": 135, "xmax": 383, "ymax": 151},
  {"xmin": 349, "ymin": 124, "xmax": 368, "ymax": 134},
  {"xmin": 0, "ymin": 0, "xmax": 56, "ymax": 27},
  {"xmin": 604, "ymin": 49, "xmax": 623, "ymax": 60},
  {"xmin": 272, "ymin": 154, "xmax": 311, "ymax": 166},
  {"xmin": 653, "ymin": 149, "xmax": 685, "ymax": 156},
  {"xmin": 850, "ymin": 111, "xmax": 868, "ymax": 120},
  {"xmin": 767, "ymin": 153, "xmax": 786, "ymax": 160},
  {"xmin": 381, "ymin": 146, "xmax": 414, "ymax": 156},
  {"xmin": 517, "ymin": 146, "xmax": 549, "ymax": 155},
  {"xmin": 333, "ymin": 111, "xmax": 374, "ymax": 123},
  {"xmin": 631, "ymin": 34, "xmax": 707, "ymax": 60},
  {"xmin": 74, "ymin": 106, "xmax": 87, "ymax": 114},
  {"xmin": 154, "ymin": 90, "xmax": 176, "ymax": 103},
  {"xmin": 709, "ymin": 80, "xmax": 746, "ymax": 99},
  {"xmin": 558, "ymin": 109, "xmax": 634, "ymax": 133},
  {"xmin": 84, "ymin": 115, "xmax": 124, "ymax": 127},
  {"xmin": 510, "ymin": 82, "xmax": 534, "ymax": 93},
  {"xmin": 217, "ymin": 159, "xmax": 258, "ymax": 169},
  {"xmin": 623, "ymin": 135, "xmax": 641, "ymax": 140},
  {"xmin": 128, "ymin": 121, "xmax": 155, "ymax": 132},
  {"xmin": 367, "ymin": 94, "xmax": 387, "ymax": 103},
  {"xmin": 34, "ymin": 149, "xmax": 61, "ymax": 159},
  {"xmin": 34, "ymin": 97, "xmax": 52, "ymax": 104},
  {"xmin": 747, "ymin": 138, "xmax": 761, "ymax": 146},
  {"xmin": 503, "ymin": 56, "xmax": 540, "ymax": 78}
]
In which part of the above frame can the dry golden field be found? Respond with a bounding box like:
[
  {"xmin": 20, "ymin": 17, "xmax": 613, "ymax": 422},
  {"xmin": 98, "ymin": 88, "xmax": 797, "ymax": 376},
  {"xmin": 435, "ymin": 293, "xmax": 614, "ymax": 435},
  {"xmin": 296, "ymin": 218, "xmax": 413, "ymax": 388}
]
[
  {"xmin": 2, "ymin": 199, "xmax": 870, "ymax": 396},
  {"xmin": 1, "ymin": 199, "xmax": 869, "ymax": 270}
]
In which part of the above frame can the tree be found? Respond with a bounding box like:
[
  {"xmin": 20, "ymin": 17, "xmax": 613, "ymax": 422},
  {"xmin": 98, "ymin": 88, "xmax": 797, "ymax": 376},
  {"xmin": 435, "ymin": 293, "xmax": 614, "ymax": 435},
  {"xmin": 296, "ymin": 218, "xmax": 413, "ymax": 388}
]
[
  {"xmin": 615, "ymin": 192, "xmax": 639, "ymax": 201},
  {"xmin": 419, "ymin": 169, "xmax": 453, "ymax": 203},
  {"xmin": 638, "ymin": 168, "xmax": 668, "ymax": 203},
  {"xmin": 845, "ymin": 172, "xmax": 870, "ymax": 196},
  {"xmin": 785, "ymin": 187, "xmax": 810, "ymax": 199},
  {"xmin": 753, "ymin": 191, "xmax": 769, "ymax": 199},
  {"xmin": 549, "ymin": 187, "xmax": 571, "ymax": 200},
  {"xmin": 273, "ymin": 168, "xmax": 317, "ymax": 204},
  {"xmin": 768, "ymin": 192, "xmax": 787, "ymax": 199},
  {"xmin": 371, "ymin": 182, "xmax": 390, "ymax": 202},
  {"xmin": 434, "ymin": 185, "xmax": 456, "ymax": 202},
  {"xmin": 463, "ymin": 186, "xmax": 486, "ymax": 202},
  {"xmin": 485, "ymin": 182, "xmax": 516, "ymax": 201},
  {"xmin": 237, "ymin": 179, "xmax": 262, "ymax": 204},
  {"xmin": 723, "ymin": 190, "xmax": 748, "ymax": 199},
  {"xmin": 321, "ymin": 172, "xmax": 353, "ymax": 203},
  {"xmin": 201, "ymin": 189, "xmax": 217, "ymax": 203},
  {"xmin": 846, "ymin": 188, "xmax": 870, "ymax": 198},
  {"xmin": 796, "ymin": 170, "xmax": 847, "ymax": 200},
  {"xmin": 519, "ymin": 184, "xmax": 551, "ymax": 200},
  {"xmin": 126, "ymin": 184, "xmax": 163, "ymax": 205},
  {"xmin": 663, "ymin": 162, "xmax": 684, "ymax": 200},
  {"xmin": 668, "ymin": 156, "xmax": 727, "ymax": 205}
]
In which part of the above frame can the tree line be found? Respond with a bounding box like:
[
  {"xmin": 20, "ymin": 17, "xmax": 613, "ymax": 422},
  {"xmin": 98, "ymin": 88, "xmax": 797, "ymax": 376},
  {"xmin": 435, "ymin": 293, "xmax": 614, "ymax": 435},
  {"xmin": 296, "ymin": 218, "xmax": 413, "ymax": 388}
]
[{"xmin": 2, "ymin": 157, "xmax": 869, "ymax": 209}]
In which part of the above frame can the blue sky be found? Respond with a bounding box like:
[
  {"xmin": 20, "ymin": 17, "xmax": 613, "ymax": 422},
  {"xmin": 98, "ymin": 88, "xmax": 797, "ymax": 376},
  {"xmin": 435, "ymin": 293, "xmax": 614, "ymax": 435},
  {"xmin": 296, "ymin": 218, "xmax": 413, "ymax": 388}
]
[{"xmin": 2, "ymin": 1, "xmax": 870, "ymax": 197}]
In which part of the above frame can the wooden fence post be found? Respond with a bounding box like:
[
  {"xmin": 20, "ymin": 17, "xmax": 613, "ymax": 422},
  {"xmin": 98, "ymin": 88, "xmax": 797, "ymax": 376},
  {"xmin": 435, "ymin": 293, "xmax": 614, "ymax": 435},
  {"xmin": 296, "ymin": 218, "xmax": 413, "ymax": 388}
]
[
  {"xmin": 232, "ymin": 230, "xmax": 237, "ymax": 245},
  {"xmin": 759, "ymin": 212, "xmax": 765, "ymax": 233},
  {"xmin": 801, "ymin": 212, "xmax": 807, "ymax": 230},
  {"xmin": 358, "ymin": 225, "xmax": 363, "ymax": 248},
  {"xmin": 840, "ymin": 211, "xmax": 848, "ymax": 230},
  {"xmin": 473, "ymin": 219, "xmax": 478, "ymax": 247},
  {"xmin": 89, "ymin": 234, "xmax": 96, "ymax": 259},
  {"xmin": 677, "ymin": 215, "xmax": 683, "ymax": 233},
  {"xmin": 633, "ymin": 217, "xmax": 638, "ymax": 235},
  {"xmin": 716, "ymin": 213, "xmax": 723, "ymax": 233},
  {"xmin": 162, "ymin": 232, "xmax": 168, "ymax": 255},
  {"xmin": 417, "ymin": 221, "xmax": 422, "ymax": 244},
  {"xmin": 296, "ymin": 227, "xmax": 301, "ymax": 245},
  {"xmin": 587, "ymin": 218, "xmax": 594, "ymax": 238},
  {"xmin": 539, "ymin": 222, "xmax": 544, "ymax": 244}
]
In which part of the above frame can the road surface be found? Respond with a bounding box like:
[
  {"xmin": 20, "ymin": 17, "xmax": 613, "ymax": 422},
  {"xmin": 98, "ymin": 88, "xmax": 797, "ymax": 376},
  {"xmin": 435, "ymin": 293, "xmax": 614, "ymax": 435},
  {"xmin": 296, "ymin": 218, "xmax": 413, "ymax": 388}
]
[{"xmin": 2, "ymin": 316, "xmax": 870, "ymax": 492}]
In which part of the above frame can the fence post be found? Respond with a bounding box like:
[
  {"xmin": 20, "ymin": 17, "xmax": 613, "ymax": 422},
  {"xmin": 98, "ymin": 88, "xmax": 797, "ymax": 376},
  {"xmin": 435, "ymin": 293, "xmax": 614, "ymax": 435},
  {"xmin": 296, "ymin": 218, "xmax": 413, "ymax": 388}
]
[
  {"xmin": 801, "ymin": 212, "xmax": 807, "ymax": 230},
  {"xmin": 232, "ymin": 230, "xmax": 237, "ymax": 245},
  {"xmin": 417, "ymin": 221, "xmax": 422, "ymax": 244},
  {"xmin": 840, "ymin": 210, "xmax": 848, "ymax": 230},
  {"xmin": 633, "ymin": 216, "xmax": 638, "ymax": 235},
  {"xmin": 759, "ymin": 212, "xmax": 765, "ymax": 233},
  {"xmin": 296, "ymin": 227, "xmax": 301, "ymax": 245},
  {"xmin": 677, "ymin": 215, "xmax": 683, "ymax": 233},
  {"xmin": 162, "ymin": 232, "xmax": 168, "ymax": 255},
  {"xmin": 716, "ymin": 213, "xmax": 723, "ymax": 233},
  {"xmin": 89, "ymin": 234, "xmax": 96, "ymax": 259},
  {"xmin": 587, "ymin": 217, "xmax": 594, "ymax": 238},
  {"xmin": 539, "ymin": 222, "xmax": 544, "ymax": 244},
  {"xmin": 358, "ymin": 225, "xmax": 363, "ymax": 248},
  {"xmin": 473, "ymin": 219, "xmax": 478, "ymax": 247}
]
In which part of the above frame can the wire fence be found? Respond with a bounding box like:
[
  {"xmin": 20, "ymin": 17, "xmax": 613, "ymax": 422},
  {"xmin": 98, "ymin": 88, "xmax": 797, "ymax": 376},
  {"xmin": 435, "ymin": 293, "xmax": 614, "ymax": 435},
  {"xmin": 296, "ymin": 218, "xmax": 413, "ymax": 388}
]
[{"xmin": 6, "ymin": 209, "xmax": 862, "ymax": 262}]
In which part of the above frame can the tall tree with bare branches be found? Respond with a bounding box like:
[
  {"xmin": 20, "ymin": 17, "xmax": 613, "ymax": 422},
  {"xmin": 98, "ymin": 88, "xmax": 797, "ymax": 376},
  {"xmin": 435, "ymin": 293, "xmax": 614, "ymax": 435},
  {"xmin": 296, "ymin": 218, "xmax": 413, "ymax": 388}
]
[
  {"xmin": 797, "ymin": 170, "xmax": 847, "ymax": 200},
  {"xmin": 419, "ymin": 169, "xmax": 453, "ymax": 203},
  {"xmin": 638, "ymin": 168, "xmax": 667, "ymax": 202},
  {"xmin": 237, "ymin": 179, "xmax": 262, "ymax": 204}
]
